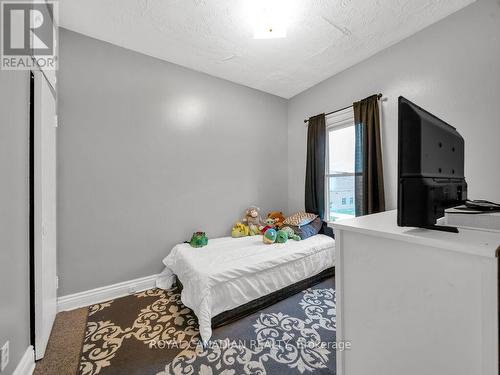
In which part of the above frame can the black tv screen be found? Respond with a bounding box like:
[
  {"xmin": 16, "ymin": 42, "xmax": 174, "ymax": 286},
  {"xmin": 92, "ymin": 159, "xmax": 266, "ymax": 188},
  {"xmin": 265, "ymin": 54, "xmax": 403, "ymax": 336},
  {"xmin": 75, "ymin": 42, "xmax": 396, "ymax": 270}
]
[{"xmin": 397, "ymin": 97, "xmax": 467, "ymax": 232}]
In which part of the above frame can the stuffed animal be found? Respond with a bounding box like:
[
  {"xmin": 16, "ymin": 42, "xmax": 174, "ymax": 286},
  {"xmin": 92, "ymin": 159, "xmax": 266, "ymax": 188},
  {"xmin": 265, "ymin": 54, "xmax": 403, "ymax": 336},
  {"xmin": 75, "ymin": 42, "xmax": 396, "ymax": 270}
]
[
  {"xmin": 267, "ymin": 211, "xmax": 286, "ymax": 229},
  {"xmin": 231, "ymin": 222, "xmax": 249, "ymax": 238},
  {"xmin": 188, "ymin": 232, "xmax": 208, "ymax": 247},
  {"xmin": 249, "ymin": 224, "xmax": 261, "ymax": 236},
  {"xmin": 263, "ymin": 228, "xmax": 277, "ymax": 244},
  {"xmin": 276, "ymin": 229, "xmax": 288, "ymax": 243},
  {"xmin": 281, "ymin": 226, "xmax": 301, "ymax": 241},
  {"xmin": 242, "ymin": 206, "xmax": 263, "ymax": 236},
  {"xmin": 260, "ymin": 217, "xmax": 276, "ymax": 234}
]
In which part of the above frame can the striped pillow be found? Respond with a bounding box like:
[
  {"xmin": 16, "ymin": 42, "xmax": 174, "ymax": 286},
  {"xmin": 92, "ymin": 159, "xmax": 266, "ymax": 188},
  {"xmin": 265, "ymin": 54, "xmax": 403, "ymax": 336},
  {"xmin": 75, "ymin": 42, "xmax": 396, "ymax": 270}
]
[{"xmin": 283, "ymin": 212, "xmax": 318, "ymax": 227}]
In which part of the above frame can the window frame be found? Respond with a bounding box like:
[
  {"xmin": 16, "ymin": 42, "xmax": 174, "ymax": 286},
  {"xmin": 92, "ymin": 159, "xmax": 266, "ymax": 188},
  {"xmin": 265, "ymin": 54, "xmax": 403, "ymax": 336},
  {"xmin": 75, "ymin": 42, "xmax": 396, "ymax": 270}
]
[{"xmin": 325, "ymin": 107, "xmax": 361, "ymax": 224}]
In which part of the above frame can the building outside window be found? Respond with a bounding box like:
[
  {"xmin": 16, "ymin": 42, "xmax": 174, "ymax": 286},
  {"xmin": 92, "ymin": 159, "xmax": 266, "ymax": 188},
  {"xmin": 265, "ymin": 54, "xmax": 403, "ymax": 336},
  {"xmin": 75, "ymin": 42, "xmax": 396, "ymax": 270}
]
[{"xmin": 325, "ymin": 107, "xmax": 361, "ymax": 222}]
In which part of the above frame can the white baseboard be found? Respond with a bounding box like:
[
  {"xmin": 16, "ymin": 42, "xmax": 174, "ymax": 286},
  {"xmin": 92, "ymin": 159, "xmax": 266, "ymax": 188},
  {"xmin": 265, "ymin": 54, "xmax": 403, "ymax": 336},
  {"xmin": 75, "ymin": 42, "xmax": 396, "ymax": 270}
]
[
  {"xmin": 13, "ymin": 346, "xmax": 35, "ymax": 375},
  {"xmin": 57, "ymin": 274, "xmax": 159, "ymax": 312}
]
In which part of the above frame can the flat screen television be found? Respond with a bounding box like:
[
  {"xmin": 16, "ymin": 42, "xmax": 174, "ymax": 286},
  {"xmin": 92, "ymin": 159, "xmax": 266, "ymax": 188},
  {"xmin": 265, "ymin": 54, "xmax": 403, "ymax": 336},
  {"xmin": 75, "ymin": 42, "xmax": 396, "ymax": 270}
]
[{"xmin": 397, "ymin": 97, "xmax": 467, "ymax": 232}]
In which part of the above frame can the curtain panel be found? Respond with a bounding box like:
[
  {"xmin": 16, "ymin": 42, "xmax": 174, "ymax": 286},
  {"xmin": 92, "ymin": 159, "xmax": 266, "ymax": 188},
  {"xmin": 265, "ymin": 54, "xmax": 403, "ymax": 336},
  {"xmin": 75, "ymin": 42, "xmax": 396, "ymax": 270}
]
[
  {"xmin": 353, "ymin": 95, "xmax": 385, "ymax": 215},
  {"xmin": 304, "ymin": 114, "xmax": 326, "ymax": 220}
]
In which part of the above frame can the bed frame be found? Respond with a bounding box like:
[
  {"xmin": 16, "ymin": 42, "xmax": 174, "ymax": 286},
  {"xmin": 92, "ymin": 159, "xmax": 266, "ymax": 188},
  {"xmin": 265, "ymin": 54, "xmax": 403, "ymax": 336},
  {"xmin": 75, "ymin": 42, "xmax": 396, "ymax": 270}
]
[{"xmin": 176, "ymin": 266, "xmax": 335, "ymax": 328}]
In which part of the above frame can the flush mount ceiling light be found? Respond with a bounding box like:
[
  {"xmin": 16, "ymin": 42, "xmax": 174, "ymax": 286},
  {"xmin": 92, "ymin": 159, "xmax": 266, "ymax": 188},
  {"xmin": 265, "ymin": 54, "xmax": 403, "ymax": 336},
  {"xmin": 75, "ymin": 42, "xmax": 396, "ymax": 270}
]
[{"xmin": 252, "ymin": 0, "xmax": 288, "ymax": 39}]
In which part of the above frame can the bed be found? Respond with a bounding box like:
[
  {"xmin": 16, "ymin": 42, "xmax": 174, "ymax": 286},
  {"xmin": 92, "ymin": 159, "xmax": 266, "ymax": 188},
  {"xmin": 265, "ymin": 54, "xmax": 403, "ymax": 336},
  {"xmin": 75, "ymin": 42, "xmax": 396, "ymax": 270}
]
[{"xmin": 156, "ymin": 234, "xmax": 335, "ymax": 344}]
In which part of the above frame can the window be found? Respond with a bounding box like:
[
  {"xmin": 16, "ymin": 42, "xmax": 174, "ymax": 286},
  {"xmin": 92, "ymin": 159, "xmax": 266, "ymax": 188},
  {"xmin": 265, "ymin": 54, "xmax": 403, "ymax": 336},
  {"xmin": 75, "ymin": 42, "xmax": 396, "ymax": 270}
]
[{"xmin": 325, "ymin": 108, "xmax": 360, "ymax": 222}]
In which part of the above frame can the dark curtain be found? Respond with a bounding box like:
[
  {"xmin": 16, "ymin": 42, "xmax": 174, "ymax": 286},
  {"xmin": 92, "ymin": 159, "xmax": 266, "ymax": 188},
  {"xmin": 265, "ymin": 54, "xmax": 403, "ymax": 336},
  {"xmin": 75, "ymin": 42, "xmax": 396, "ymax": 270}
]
[
  {"xmin": 353, "ymin": 95, "xmax": 385, "ymax": 215},
  {"xmin": 305, "ymin": 114, "xmax": 326, "ymax": 220}
]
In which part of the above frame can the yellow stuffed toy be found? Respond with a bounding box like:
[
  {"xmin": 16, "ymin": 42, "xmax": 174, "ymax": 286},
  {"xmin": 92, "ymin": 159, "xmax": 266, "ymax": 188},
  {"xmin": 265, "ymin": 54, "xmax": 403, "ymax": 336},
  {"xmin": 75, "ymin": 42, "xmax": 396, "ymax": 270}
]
[{"xmin": 231, "ymin": 222, "xmax": 249, "ymax": 238}]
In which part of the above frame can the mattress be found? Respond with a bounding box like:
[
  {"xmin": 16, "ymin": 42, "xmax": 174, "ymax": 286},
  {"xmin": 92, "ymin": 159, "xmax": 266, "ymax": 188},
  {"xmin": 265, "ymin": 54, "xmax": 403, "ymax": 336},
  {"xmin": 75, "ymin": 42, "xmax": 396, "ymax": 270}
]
[{"xmin": 156, "ymin": 234, "xmax": 335, "ymax": 344}]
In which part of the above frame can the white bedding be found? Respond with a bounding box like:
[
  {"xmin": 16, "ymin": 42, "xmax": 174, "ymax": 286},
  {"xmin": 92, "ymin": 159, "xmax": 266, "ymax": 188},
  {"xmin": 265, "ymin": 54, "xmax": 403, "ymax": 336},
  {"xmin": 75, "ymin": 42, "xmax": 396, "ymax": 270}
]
[{"xmin": 156, "ymin": 234, "xmax": 335, "ymax": 344}]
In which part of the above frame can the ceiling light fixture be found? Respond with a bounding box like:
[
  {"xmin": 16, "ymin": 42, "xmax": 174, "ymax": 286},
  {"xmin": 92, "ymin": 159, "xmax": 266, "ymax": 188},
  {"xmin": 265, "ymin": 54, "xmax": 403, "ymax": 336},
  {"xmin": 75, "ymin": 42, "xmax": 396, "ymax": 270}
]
[{"xmin": 252, "ymin": 0, "xmax": 288, "ymax": 39}]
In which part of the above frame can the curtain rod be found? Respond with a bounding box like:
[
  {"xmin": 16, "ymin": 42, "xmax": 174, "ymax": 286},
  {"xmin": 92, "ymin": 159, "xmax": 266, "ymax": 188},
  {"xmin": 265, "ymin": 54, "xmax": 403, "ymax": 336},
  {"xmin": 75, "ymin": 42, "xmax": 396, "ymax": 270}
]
[{"xmin": 304, "ymin": 93, "xmax": 383, "ymax": 124}]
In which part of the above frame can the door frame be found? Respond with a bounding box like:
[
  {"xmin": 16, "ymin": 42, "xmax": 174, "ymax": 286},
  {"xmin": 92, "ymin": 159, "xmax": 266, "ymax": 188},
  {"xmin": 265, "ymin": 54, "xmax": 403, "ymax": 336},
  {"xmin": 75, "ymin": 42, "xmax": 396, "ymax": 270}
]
[{"xmin": 29, "ymin": 70, "xmax": 35, "ymax": 349}]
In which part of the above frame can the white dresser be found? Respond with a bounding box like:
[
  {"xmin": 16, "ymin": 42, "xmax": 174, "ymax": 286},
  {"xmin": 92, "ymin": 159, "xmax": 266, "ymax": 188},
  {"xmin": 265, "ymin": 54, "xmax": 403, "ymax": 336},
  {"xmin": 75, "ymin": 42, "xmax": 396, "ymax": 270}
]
[{"xmin": 333, "ymin": 210, "xmax": 500, "ymax": 375}]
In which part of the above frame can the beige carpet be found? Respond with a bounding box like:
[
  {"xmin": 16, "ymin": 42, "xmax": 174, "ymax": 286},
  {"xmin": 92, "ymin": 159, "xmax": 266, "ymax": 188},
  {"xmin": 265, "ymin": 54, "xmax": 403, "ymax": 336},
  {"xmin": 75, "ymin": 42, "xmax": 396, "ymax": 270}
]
[{"xmin": 34, "ymin": 307, "xmax": 88, "ymax": 375}]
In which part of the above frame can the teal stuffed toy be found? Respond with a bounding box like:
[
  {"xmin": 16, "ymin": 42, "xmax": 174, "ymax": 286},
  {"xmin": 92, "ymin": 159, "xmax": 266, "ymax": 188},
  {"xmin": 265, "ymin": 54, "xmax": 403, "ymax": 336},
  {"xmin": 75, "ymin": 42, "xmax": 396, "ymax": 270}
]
[
  {"xmin": 188, "ymin": 232, "xmax": 208, "ymax": 248},
  {"xmin": 263, "ymin": 228, "xmax": 277, "ymax": 244},
  {"xmin": 281, "ymin": 226, "xmax": 301, "ymax": 241},
  {"xmin": 276, "ymin": 229, "xmax": 288, "ymax": 243}
]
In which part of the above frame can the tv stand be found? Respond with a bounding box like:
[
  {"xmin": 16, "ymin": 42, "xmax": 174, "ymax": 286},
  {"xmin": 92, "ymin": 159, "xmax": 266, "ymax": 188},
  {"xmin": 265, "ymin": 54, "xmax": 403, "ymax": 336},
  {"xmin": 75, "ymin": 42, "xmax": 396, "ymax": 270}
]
[
  {"xmin": 333, "ymin": 210, "xmax": 499, "ymax": 375},
  {"xmin": 422, "ymin": 224, "xmax": 459, "ymax": 233}
]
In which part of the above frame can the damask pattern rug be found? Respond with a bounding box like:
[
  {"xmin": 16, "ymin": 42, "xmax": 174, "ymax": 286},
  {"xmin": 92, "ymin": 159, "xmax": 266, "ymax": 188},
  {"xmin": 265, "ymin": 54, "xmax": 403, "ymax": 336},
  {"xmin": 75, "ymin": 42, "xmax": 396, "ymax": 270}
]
[{"xmin": 78, "ymin": 278, "xmax": 336, "ymax": 375}]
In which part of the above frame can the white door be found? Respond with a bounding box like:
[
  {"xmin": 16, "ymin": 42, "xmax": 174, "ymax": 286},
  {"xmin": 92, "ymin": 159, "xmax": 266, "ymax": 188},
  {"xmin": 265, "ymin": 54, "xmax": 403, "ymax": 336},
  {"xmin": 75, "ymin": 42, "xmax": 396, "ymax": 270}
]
[{"xmin": 33, "ymin": 70, "xmax": 57, "ymax": 360}]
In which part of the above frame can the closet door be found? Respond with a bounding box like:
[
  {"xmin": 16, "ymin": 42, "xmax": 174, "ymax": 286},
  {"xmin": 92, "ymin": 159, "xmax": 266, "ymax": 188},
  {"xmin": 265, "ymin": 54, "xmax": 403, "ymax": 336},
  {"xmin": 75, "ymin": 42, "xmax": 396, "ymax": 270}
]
[{"xmin": 33, "ymin": 70, "xmax": 57, "ymax": 360}]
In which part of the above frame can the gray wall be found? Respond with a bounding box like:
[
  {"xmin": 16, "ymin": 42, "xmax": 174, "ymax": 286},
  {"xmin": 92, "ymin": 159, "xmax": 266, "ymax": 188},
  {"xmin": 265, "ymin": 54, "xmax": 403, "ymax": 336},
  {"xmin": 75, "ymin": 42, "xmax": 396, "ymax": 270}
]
[
  {"xmin": 58, "ymin": 29, "xmax": 288, "ymax": 295},
  {"xmin": 59, "ymin": 0, "xmax": 500, "ymax": 295},
  {"xmin": 0, "ymin": 71, "xmax": 30, "ymax": 374},
  {"xmin": 287, "ymin": 0, "xmax": 500, "ymax": 214}
]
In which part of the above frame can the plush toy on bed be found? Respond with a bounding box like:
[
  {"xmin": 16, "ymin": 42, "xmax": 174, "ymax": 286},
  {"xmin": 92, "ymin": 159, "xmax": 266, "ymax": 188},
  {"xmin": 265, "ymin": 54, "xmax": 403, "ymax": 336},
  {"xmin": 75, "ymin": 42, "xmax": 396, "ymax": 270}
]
[
  {"xmin": 188, "ymin": 232, "xmax": 208, "ymax": 248},
  {"xmin": 275, "ymin": 229, "xmax": 288, "ymax": 243},
  {"xmin": 263, "ymin": 228, "xmax": 277, "ymax": 244},
  {"xmin": 260, "ymin": 217, "xmax": 277, "ymax": 234},
  {"xmin": 231, "ymin": 222, "xmax": 249, "ymax": 238},
  {"xmin": 281, "ymin": 226, "xmax": 301, "ymax": 241},
  {"xmin": 242, "ymin": 206, "xmax": 263, "ymax": 236},
  {"xmin": 267, "ymin": 211, "xmax": 286, "ymax": 229}
]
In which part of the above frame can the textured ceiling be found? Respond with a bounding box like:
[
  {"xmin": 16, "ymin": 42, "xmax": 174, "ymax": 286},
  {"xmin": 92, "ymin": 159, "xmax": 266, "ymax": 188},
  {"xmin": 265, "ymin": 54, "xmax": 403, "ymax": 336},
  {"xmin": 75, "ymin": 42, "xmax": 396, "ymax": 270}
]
[{"xmin": 59, "ymin": 0, "xmax": 475, "ymax": 98}]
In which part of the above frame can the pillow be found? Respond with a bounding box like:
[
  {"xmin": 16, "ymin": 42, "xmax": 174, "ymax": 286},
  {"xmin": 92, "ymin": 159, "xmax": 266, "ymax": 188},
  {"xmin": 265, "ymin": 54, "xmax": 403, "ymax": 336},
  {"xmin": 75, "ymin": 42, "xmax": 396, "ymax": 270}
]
[
  {"xmin": 283, "ymin": 212, "xmax": 318, "ymax": 227},
  {"xmin": 288, "ymin": 217, "xmax": 322, "ymax": 240}
]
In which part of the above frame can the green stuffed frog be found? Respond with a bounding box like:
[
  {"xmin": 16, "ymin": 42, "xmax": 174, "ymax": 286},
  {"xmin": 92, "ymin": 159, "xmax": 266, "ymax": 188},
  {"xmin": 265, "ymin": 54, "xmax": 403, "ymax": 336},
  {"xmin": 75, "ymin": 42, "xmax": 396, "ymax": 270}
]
[
  {"xmin": 188, "ymin": 232, "xmax": 208, "ymax": 248},
  {"xmin": 276, "ymin": 229, "xmax": 288, "ymax": 243}
]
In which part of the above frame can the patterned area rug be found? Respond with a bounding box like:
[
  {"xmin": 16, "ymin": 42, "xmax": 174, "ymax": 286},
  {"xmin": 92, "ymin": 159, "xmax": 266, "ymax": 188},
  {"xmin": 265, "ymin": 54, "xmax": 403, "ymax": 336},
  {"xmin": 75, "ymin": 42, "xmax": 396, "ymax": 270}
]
[{"xmin": 79, "ymin": 278, "xmax": 336, "ymax": 375}]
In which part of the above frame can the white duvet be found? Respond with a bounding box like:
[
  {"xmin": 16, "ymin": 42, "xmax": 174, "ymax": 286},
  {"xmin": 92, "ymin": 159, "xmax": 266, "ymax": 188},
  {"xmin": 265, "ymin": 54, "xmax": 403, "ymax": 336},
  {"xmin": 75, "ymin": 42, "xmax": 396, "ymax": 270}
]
[{"xmin": 157, "ymin": 234, "xmax": 335, "ymax": 344}]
